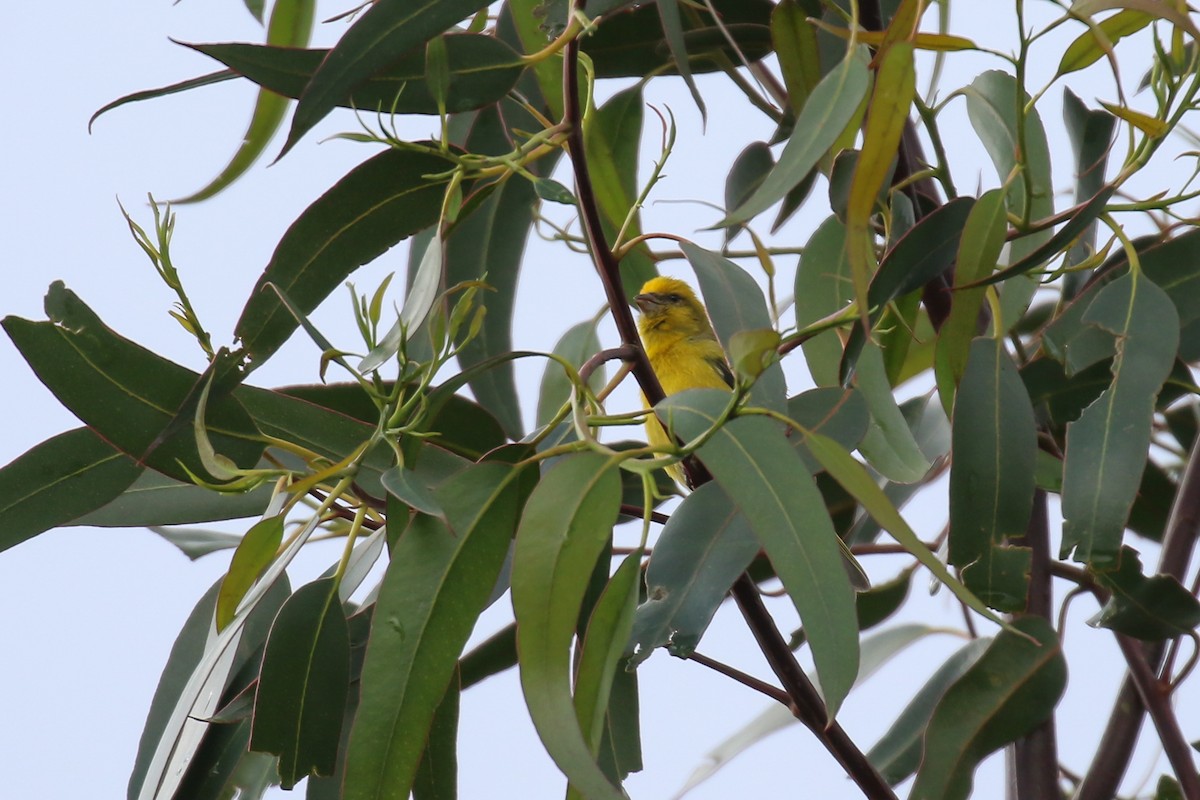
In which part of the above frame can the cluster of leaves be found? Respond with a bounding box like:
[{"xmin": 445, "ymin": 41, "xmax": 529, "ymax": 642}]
[{"xmin": 6, "ymin": 0, "xmax": 1200, "ymax": 799}]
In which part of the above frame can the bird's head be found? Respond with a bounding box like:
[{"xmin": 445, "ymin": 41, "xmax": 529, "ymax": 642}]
[{"xmin": 633, "ymin": 277, "xmax": 714, "ymax": 337}]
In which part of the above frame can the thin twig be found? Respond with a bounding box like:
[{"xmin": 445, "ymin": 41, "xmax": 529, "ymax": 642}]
[
  {"xmin": 617, "ymin": 504, "xmax": 670, "ymax": 525},
  {"xmin": 685, "ymin": 651, "xmax": 791, "ymax": 706}
]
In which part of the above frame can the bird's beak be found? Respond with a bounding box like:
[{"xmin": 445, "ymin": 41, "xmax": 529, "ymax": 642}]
[{"xmin": 633, "ymin": 293, "xmax": 658, "ymax": 313}]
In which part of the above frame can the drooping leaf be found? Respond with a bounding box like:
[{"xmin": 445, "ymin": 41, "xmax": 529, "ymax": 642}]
[
  {"xmin": 867, "ymin": 638, "xmax": 991, "ymax": 785},
  {"xmin": 934, "ymin": 189, "xmax": 1007, "ymax": 410},
  {"xmin": 724, "ymin": 48, "xmax": 869, "ymax": 225},
  {"xmin": 909, "ymin": 617, "xmax": 1067, "ymax": 800},
  {"xmin": 281, "ymin": 0, "xmax": 494, "ymax": 154},
  {"xmin": 146, "ymin": 526, "xmax": 246, "ymax": 560},
  {"xmin": 573, "ymin": 553, "xmax": 642, "ymax": 769},
  {"xmin": 511, "ymin": 452, "xmax": 625, "ymax": 800},
  {"xmin": 795, "ymin": 215, "xmax": 854, "ymax": 386},
  {"xmin": 89, "ymin": 71, "xmax": 239, "ymax": 132},
  {"xmin": 948, "ymin": 339, "xmax": 1037, "ymax": 569},
  {"xmin": 683, "ymin": 242, "xmax": 786, "ymax": 412},
  {"xmin": 411, "ymin": 670, "xmax": 460, "ymax": 800},
  {"xmin": 840, "ymin": 197, "xmax": 975, "ymax": 381},
  {"xmin": 128, "ymin": 575, "xmax": 291, "ymax": 800},
  {"xmin": 234, "ymin": 147, "xmax": 457, "ymax": 369},
  {"xmin": 1061, "ymin": 272, "xmax": 1179, "ymax": 567},
  {"xmin": 343, "ymin": 462, "xmax": 524, "ymax": 800},
  {"xmin": 174, "ymin": 0, "xmax": 316, "ymax": 203},
  {"xmin": 1089, "ymin": 547, "xmax": 1200, "ymax": 640},
  {"xmin": 960, "ymin": 544, "xmax": 1032, "ymax": 614},
  {"xmin": 657, "ymin": 389, "xmax": 858, "ymax": 717},
  {"xmin": 724, "ymin": 142, "xmax": 774, "ymax": 242},
  {"xmin": 771, "ymin": 0, "xmax": 822, "ymax": 113},
  {"xmin": 1062, "ymin": 90, "xmax": 1117, "ymax": 297},
  {"xmin": 444, "ymin": 105, "xmax": 548, "ymax": 438},
  {"xmin": 845, "ymin": 42, "xmax": 915, "ymax": 330},
  {"xmin": 855, "ymin": 343, "xmax": 931, "ymax": 484},
  {"xmin": 250, "ymin": 577, "xmax": 349, "ymax": 789},
  {"xmin": 654, "ymin": 0, "xmax": 706, "ymax": 119},
  {"xmin": 0, "ymin": 427, "xmax": 143, "ymax": 553},
  {"xmin": 3, "ymin": 284, "xmax": 263, "ymax": 484},
  {"xmin": 628, "ymin": 482, "xmax": 760, "ymax": 664}
]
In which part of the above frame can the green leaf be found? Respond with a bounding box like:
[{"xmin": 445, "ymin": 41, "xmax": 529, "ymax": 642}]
[
  {"xmin": 89, "ymin": 71, "xmax": 239, "ymax": 132},
  {"xmin": 855, "ymin": 343, "xmax": 931, "ymax": 483},
  {"xmin": 128, "ymin": 575, "xmax": 291, "ymax": 800},
  {"xmin": 724, "ymin": 48, "xmax": 869, "ymax": 225},
  {"xmin": 573, "ymin": 553, "xmax": 642, "ymax": 764},
  {"xmin": 795, "ymin": 215, "xmax": 853, "ymax": 386},
  {"xmin": 1069, "ymin": 0, "xmax": 1200, "ymax": 40},
  {"xmin": 343, "ymin": 462, "xmax": 524, "ymax": 800},
  {"xmin": 72, "ymin": 468, "xmax": 272, "ymax": 530},
  {"xmin": 934, "ymin": 189, "xmax": 1008, "ymax": 409},
  {"xmin": 460, "ymin": 623, "xmax": 517, "ymax": 689},
  {"xmin": 445, "ymin": 106, "xmax": 551, "ymax": 439},
  {"xmin": 846, "ymin": 42, "xmax": 915, "ymax": 330},
  {"xmin": 682, "ymin": 241, "xmax": 786, "ymax": 412},
  {"xmin": 583, "ymin": 0, "xmax": 774, "ymax": 78},
  {"xmin": 234, "ymin": 385, "xmax": 393, "ymax": 497},
  {"xmin": 654, "ymin": 0, "xmax": 706, "ymax": 120},
  {"xmin": 537, "ymin": 318, "xmax": 605, "ymax": 428},
  {"xmin": 192, "ymin": 33, "xmax": 524, "ymax": 118},
  {"xmin": 1062, "ymin": 90, "xmax": 1117, "ymax": 297},
  {"xmin": 234, "ymin": 147, "xmax": 456, "ymax": 370},
  {"xmin": 786, "ymin": 387, "xmax": 869, "ymax": 473},
  {"xmin": 584, "ymin": 86, "xmax": 657, "ymax": 299},
  {"xmin": 949, "ymin": 339, "xmax": 1037, "ymax": 569},
  {"xmin": 146, "ymin": 526, "xmax": 245, "ymax": 560},
  {"xmin": 216, "ymin": 515, "xmax": 285, "ymax": 631},
  {"xmin": 174, "ymin": 0, "xmax": 316, "ymax": 203},
  {"xmin": 281, "ymin": 0, "xmax": 494, "ymax": 154},
  {"xmin": 772, "ymin": 0, "xmax": 822, "ymax": 113},
  {"xmin": 658, "ymin": 389, "xmax": 858, "ymax": 717},
  {"xmin": 412, "ymin": 670, "xmax": 460, "ymax": 800},
  {"xmin": 628, "ymin": 482, "xmax": 760, "ymax": 664},
  {"xmin": 3, "ymin": 284, "xmax": 263, "ymax": 483},
  {"xmin": 0, "ymin": 427, "xmax": 142, "ymax": 553},
  {"xmin": 250, "ymin": 577, "xmax": 349, "ymax": 789},
  {"xmin": 801, "ymin": 429, "xmax": 1010, "ymax": 629},
  {"xmin": 960, "ymin": 544, "xmax": 1032, "ymax": 614},
  {"xmin": 910, "ymin": 617, "xmax": 1067, "ymax": 800},
  {"xmin": 840, "ymin": 197, "xmax": 975, "ymax": 381},
  {"xmin": 867, "ymin": 638, "xmax": 991, "ymax": 785},
  {"xmin": 1089, "ymin": 547, "xmax": 1200, "ymax": 640},
  {"xmin": 1061, "ymin": 272, "xmax": 1179, "ymax": 567},
  {"xmin": 511, "ymin": 452, "xmax": 625, "ymax": 800},
  {"xmin": 724, "ymin": 142, "xmax": 774, "ymax": 242},
  {"xmin": 1057, "ymin": 9, "xmax": 1153, "ymax": 76}
]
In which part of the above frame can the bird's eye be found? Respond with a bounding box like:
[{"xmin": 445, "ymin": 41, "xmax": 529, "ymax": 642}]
[{"xmin": 664, "ymin": 293, "xmax": 682, "ymax": 303}]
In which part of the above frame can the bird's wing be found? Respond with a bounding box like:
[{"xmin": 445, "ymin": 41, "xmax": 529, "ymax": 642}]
[{"xmin": 707, "ymin": 353, "xmax": 735, "ymax": 389}]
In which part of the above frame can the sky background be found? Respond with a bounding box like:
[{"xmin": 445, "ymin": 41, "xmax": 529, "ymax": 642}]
[{"xmin": 3, "ymin": 2, "xmax": 1198, "ymax": 799}]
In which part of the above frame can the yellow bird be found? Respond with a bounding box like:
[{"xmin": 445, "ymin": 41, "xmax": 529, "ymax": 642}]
[{"xmin": 634, "ymin": 276, "xmax": 732, "ymax": 486}]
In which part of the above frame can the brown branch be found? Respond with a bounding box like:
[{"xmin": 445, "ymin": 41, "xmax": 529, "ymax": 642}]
[
  {"xmin": 1112, "ymin": 632, "xmax": 1200, "ymax": 799},
  {"xmin": 1076, "ymin": 438, "xmax": 1200, "ymax": 800},
  {"xmin": 617, "ymin": 504, "xmax": 670, "ymax": 525},
  {"xmin": 1010, "ymin": 490, "xmax": 1059, "ymax": 800},
  {"xmin": 685, "ymin": 650, "xmax": 791, "ymax": 706},
  {"xmin": 731, "ymin": 576, "xmax": 898, "ymax": 800}
]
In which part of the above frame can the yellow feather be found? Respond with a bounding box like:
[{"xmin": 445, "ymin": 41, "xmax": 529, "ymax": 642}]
[{"xmin": 634, "ymin": 277, "xmax": 732, "ymax": 486}]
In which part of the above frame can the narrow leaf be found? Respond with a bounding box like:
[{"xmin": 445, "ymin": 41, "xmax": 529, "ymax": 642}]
[
  {"xmin": 511, "ymin": 452, "xmax": 625, "ymax": 800},
  {"xmin": 725, "ymin": 49, "xmax": 869, "ymax": 225},
  {"xmin": 658, "ymin": 390, "xmax": 859, "ymax": 717},
  {"xmin": 1057, "ymin": 9, "xmax": 1153, "ymax": 76},
  {"xmin": 537, "ymin": 318, "xmax": 605, "ymax": 428},
  {"xmin": 1061, "ymin": 273, "xmax": 1179, "ymax": 567},
  {"xmin": 909, "ymin": 618, "xmax": 1067, "ymax": 800},
  {"xmin": 250, "ymin": 577, "xmax": 349, "ymax": 788},
  {"xmin": 235, "ymin": 147, "xmax": 456, "ymax": 369},
  {"xmin": 215, "ymin": 515, "xmax": 285, "ymax": 631},
  {"xmin": 343, "ymin": 462, "xmax": 524, "ymax": 800},
  {"xmin": 0, "ymin": 427, "xmax": 142, "ymax": 553},
  {"xmin": 1089, "ymin": 547, "xmax": 1200, "ymax": 640},
  {"xmin": 282, "ymin": 0, "xmax": 493, "ymax": 154}
]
